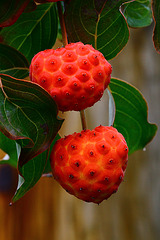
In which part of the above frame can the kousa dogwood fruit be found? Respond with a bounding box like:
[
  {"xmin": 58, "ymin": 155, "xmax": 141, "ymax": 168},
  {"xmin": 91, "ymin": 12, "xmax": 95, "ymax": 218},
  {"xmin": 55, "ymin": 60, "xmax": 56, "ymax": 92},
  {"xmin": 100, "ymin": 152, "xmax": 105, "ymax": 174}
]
[
  {"xmin": 29, "ymin": 42, "xmax": 112, "ymax": 111},
  {"xmin": 50, "ymin": 126, "xmax": 128, "ymax": 204}
]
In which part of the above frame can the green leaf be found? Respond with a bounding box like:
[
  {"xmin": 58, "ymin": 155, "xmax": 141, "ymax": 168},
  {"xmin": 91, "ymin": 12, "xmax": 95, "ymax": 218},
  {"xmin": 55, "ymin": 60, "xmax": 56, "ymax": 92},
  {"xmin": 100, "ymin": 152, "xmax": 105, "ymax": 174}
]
[
  {"xmin": 12, "ymin": 148, "xmax": 48, "ymax": 203},
  {"xmin": 109, "ymin": 78, "xmax": 158, "ymax": 154},
  {"xmin": 0, "ymin": 43, "xmax": 29, "ymax": 79},
  {"xmin": 43, "ymin": 134, "xmax": 61, "ymax": 174},
  {"xmin": 0, "ymin": 74, "xmax": 63, "ymax": 167},
  {"xmin": 12, "ymin": 133, "xmax": 60, "ymax": 203},
  {"xmin": 0, "ymin": 0, "xmax": 30, "ymax": 27},
  {"xmin": 64, "ymin": 0, "xmax": 131, "ymax": 60},
  {"xmin": 0, "ymin": 131, "xmax": 20, "ymax": 168},
  {"xmin": 0, "ymin": 3, "xmax": 58, "ymax": 62},
  {"xmin": 23, "ymin": 0, "xmax": 37, "ymax": 13},
  {"xmin": 152, "ymin": 0, "xmax": 160, "ymax": 53},
  {"xmin": 123, "ymin": 0, "xmax": 153, "ymax": 28}
]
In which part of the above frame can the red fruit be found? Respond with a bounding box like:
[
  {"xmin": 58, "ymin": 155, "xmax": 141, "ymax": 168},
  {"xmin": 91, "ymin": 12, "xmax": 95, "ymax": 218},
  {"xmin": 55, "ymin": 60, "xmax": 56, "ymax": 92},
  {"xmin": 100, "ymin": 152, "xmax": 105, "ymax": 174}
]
[
  {"xmin": 29, "ymin": 42, "xmax": 112, "ymax": 111},
  {"xmin": 50, "ymin": 126, "xmax": 128, "ymax": 204}
]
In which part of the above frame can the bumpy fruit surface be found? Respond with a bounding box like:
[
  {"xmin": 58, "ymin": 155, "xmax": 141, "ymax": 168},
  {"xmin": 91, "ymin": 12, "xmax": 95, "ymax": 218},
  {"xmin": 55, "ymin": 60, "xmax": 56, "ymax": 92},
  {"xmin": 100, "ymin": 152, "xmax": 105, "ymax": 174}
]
[
  {"xmin": 50, "ymin": 126, "xmax": 128, "ymax": 204},
  {"xmin": 29, "ymin": 42, "xmax": 112, "ymax": 111}
]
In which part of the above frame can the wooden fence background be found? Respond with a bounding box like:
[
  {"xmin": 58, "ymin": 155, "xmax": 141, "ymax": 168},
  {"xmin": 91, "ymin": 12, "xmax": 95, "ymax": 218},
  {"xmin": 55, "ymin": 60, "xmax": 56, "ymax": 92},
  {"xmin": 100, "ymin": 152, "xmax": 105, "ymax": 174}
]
[{"xmin": 0, "ymin": 26, "xmax": 160, "ymax": 240}]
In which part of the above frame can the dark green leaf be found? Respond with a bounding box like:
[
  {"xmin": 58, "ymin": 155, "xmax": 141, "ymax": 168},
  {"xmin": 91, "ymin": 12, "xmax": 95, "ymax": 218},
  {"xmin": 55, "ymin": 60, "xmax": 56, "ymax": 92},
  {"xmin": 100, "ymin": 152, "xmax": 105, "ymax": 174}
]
[
  {"xmin": 0, "ymin": 0, "xmax": 30, "ymax": 27},
  {"xmin": 0, "ymin": 3, "xmax": 58, "ymax": 62},
  {"xmin": 152, "ymin": 0, "xmax": 160, "ymax": 53},
  {"xmin": 34, "ymin": 0, "xmax": 50, "ymax": 3},
  {"xmin": 23, "ymin": 0, "xmax": 37, "ymax": 13},
  {"xmin": 12, "ymin": 133, "xmax": 60, "ymax": 203},
  {"xmin": 109, "ymin": 78, "xmax": 157, "ymax": 154},
  {"xmin": 0, "ymin": 131, "xmax": 20, "ymax": 168},
  {"xmin": 64, "ymin": 0, "xmax": 131, "ymax": 60},
  {"xmin": 12, "ymin": 148, "xmax": 48, "ymax": 203},
  {"xmin": 43, "ymin": 134, "xmax": 61, "ymax": 174},
  {"xmin": 0, "ymin": 74, "xmax": 63, "ymax": 167},
  {"xmin": 0, "ymin": 43, "xmax": 29, "ymax": 79},
  {"xmin": 123, "ymin": 0, "xmax": 153, "ymax": 28}
]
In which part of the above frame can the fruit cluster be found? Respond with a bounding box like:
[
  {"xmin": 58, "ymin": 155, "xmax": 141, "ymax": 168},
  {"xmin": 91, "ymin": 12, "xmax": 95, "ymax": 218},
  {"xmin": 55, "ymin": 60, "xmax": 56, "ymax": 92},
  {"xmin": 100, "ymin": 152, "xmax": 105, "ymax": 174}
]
[
  {"xmin": 29, "ymin": 42, "xmax": 128, "ymax": 204},
  {"xmin": 50, "ymin": 126, "xmax": 128, "ymax": 204},
  {"xmin": 29, "ymin": 42, "xmax": 112, "ymax": 111}
]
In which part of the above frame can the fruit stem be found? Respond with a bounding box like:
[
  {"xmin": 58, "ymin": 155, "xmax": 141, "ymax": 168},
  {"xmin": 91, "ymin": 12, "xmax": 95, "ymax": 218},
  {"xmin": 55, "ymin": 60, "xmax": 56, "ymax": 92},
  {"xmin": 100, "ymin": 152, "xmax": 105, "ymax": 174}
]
[
  {"xmin": 57, "ymin": 1, "xmax": 88, "ymax": 131},
  {"xmin": 57, "ymin": 2, "xmax": 68, "ymax": 47},
  {"xmin": 80, "ymin": 110, "xmax": 87, "ymax": 130}
]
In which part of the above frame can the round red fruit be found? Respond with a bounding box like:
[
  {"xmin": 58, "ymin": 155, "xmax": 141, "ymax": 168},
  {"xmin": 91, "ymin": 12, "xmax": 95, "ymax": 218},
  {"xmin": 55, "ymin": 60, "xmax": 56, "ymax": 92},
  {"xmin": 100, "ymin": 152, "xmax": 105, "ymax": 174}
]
[
  {"xmin": 50, "ymin": 126, "xmax": 128, "ymax": 204},
  {"xmin": 29, "ymin": 42, "xmax": 112, "ymax": 111}
]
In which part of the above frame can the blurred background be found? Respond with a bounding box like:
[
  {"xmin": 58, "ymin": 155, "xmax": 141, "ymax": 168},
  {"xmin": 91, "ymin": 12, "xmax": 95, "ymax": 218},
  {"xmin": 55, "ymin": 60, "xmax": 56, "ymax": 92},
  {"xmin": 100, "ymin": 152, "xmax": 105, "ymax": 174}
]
[{"xmin": 0, "ymin": 25, "xmax": 159, "ymax": 240}]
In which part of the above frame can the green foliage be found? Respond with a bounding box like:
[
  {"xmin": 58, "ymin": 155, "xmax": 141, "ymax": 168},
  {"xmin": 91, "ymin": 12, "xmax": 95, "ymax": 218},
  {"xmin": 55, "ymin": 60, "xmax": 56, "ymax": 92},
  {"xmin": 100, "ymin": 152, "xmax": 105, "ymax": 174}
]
[
  {"xmin": 12, "ymin": 134, "xmax": 60, "ymax": 203},
  {"xmin": 123, "ymin": 0, "xmax": 153, "ymax": 27},
  {"xmin": 0, "ymin": 74, "xmax": 63, "ymax": 167},
  {"xmin": 109, "ymin": 78, "xmax": 157, "ymax": 154},
  {"xmin": 0, "ymin": 131, "xmax": 20, "ymax": 168},
  {"xmin": 23, "ymin": 0, "xmax": 37, "ymax": 13},
  {"xmin": 0, "ymin": 0, "xmax": 31, "ymax": 27},
  {"xmin": 152, "ymin": 0, "xmax": 160, "ymax": 53},
  {"xmin": 43, "ymin": 134, "xmax": 61, "ymax": 174},
  {"xmin": 0, "ymin": 43, "xmax": 29, "ymax": 79},
  {"xmin": 0, "ymin": 3, "xmax": 58, "ymax": 62},
  {"xmin": 65, "ymin": 0, "xmax": 130, "ymax": 60},
  {"xmin": 0, "ymin": 0, "xmax": 158, "ymax": 202}
]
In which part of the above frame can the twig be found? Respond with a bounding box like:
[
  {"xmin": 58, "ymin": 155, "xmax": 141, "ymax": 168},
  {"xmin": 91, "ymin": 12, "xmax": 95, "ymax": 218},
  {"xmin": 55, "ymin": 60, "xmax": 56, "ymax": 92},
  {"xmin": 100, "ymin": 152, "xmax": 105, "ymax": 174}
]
[
  {"xmin": 57, "ymin": 2, "xmax": 68, "ymax": 46},
  {"xmin": 80, "ymin": 109, "xmax": 87, "ymax": 130}
]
